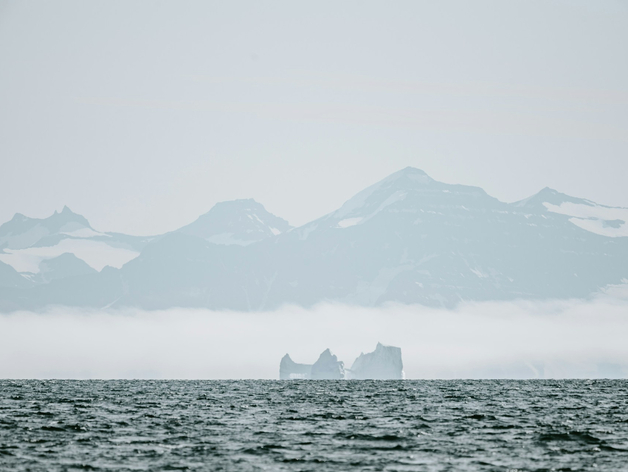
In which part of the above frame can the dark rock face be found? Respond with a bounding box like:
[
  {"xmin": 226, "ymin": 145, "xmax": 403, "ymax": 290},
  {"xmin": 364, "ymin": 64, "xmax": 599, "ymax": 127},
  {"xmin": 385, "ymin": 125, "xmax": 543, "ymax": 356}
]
[
  {"xmin": 349, "ymin": 343, "xmax": 404, "ymax": 380},
  {"xmin": 310, "ymin": 349, "xmax": 345, "ymax": 380},
  {"xmin": 279, "ymin": 354, "xmax": 312, "ymax": 380}
]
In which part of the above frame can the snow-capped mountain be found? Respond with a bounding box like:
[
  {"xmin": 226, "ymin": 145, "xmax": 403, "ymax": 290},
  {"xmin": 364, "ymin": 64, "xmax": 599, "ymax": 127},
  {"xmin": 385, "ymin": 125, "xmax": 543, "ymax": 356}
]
[
  {"xmin": 1, "ymin": 167, "xmax": 627, "ymax": 311},
  {"xmin": 177, "ymin": 199, "xmax": 292, "ymax": 245},
  {"xmin": 515, "ymin": 187, "xmax": 628, "ymax": 238},
  {"xmin": 0, "ymin": 206, "xmax": 93, "ymax": 251},
  {"xmin": 0, "ymin": 206, "xmax": 149, "ymax": 279},
  {"xmin": 268, "ymin": 167, "xmax": 628, "ymax": 307}
]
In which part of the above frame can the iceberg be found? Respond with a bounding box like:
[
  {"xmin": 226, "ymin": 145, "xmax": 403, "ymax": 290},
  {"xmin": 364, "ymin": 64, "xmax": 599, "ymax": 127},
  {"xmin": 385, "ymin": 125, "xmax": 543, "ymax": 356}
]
[
  {"xmin": 280, "ymin": 349, "xmax": 345, "ymax": 380},
  {"xmin": 311, "ymin": 349, "xmax": 345, "ymax": 380},
  {"xmin": 279, "ymin": 354, "xmax": 312, "ymax": 380},
  {"xmin": 279, "ymin": 345, "xmax": 403, "ymax": 379},
  {"xmin": 348, "ymin": 343, "xmax": 404, "ymax": 379}
]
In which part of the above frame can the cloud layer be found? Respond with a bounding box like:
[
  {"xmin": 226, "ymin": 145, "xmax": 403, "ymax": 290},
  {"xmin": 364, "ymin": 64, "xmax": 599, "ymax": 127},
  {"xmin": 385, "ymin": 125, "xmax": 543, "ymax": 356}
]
[{"xmin": 1, "ymin": 296, "xmax": 627, "ymax": 379}]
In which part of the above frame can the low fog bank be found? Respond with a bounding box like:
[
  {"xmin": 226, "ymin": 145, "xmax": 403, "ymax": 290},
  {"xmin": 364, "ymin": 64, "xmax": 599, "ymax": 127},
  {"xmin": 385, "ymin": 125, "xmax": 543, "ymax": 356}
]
[{"xmin": 1, "ymin": 297, "xmax": 627, "ymax": 379}]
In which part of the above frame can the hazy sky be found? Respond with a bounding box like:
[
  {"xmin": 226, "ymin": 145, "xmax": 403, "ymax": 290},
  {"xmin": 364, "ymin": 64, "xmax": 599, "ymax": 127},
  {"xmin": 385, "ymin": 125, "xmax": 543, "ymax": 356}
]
[{"xmin": 1, "ymin": 1, "xmax": 627, "ymax": 235}]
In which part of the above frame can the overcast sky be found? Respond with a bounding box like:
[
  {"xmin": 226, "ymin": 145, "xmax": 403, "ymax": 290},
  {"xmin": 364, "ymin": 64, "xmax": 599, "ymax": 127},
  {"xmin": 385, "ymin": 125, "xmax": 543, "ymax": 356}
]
[{"xmin": 1, "ymin": 1, "xmax": 627, "ymax": 235}]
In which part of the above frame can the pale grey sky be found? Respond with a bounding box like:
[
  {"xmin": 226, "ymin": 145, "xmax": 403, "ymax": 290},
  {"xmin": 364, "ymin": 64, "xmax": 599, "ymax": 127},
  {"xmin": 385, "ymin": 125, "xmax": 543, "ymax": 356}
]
[{"xmin": 1, "ymin": 0, "xmax": 627, "ymax": 235}]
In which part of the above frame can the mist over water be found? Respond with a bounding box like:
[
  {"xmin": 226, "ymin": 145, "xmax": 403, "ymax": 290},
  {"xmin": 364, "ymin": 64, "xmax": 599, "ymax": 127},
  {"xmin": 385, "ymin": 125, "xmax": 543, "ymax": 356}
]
[{"xmin": 1, "ymin": 296, "xmax": 627, "ymax": 379}]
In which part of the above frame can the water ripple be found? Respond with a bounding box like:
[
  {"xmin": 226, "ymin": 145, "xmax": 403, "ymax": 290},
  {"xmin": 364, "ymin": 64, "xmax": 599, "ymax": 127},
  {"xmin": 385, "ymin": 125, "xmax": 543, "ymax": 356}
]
[{"xmin": 0, "ymin": 380, "xmax": 627, "ymax": 471}]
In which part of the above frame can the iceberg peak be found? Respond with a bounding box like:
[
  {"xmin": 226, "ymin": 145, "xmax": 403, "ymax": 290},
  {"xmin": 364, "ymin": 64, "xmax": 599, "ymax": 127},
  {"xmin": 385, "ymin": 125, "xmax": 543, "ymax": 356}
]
[
  {"xmin": 311, "ymin": 349, "xmax": 345, "ymax": 379},
  {"xmin": 348, "ymin": 342, "xmax": 404, "ymax": 379}
]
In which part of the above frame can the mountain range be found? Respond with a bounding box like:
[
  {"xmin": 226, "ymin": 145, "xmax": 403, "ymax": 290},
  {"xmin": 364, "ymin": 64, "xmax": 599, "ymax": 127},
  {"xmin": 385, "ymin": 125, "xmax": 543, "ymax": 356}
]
[{"xmin": 1, "ymin": 167, "xmax": 627, "ymax": 311}]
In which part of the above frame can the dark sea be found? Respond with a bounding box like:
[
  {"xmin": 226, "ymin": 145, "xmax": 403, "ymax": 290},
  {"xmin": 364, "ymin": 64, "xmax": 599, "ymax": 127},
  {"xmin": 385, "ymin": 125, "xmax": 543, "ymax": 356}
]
[{"xmin": 1, "ymin": 380, "xmax": 627, "ymax": 471}]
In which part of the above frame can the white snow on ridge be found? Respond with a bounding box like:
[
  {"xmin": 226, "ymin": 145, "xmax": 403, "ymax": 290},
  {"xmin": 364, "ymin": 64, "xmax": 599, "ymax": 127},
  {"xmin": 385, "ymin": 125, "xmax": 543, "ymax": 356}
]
[
  {"xmin": 251, "ymin": 214, "xmax": 265, "ymax": 226},
  {"xmin": 60, "ymin": 228, "xmax": 107, "ymax": 238},
  {"xmin": 337, "ymin": 217, "xmax": 363, "ymax": 228},
  {"xmin": 333, "ymin": 190, "xmax": 408, "ymax": 228},
  {"xmin": 0, "ymin": 239, "xmax": 140, "ymax": 273},
  {"xmin": 334, "ymin": 183, "xmax": 384, "ymax": 220},
  {"xmin": 376, "ymin": 190, "xmax": 408, "ymax": 213},
  {"xmin": 543, "ymin": 202, "xmax": 628, "ymax": 237},
  {"xmin": 568, "ymin": 218, "xmax": 628, "ymax": 238},
  {"xmin": 470, "ymin": 268, "xmax": 488, "ymax": 278},
  {"xmin": 298, "ymin": 223, "xmax": 318, "ymax": 241},
  {"xmin": 543, "ymin": 202, "xmax": 628, "ymax": 221}
]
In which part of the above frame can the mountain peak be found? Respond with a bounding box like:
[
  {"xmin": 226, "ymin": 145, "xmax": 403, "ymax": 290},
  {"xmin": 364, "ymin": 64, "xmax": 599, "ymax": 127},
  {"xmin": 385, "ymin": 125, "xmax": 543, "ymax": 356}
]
[
  {"xmin": 49, "ymin": 206, "xmax": 91, "ymax": 227},
  {"xmin": 329, "ymin": 167, "xmax": 437, "ymax": 221},
  {"xmin": 539, "ymin": 187, "xmax": 559, "ymax": 195},
  {"xmin": 52, "ymin": 205, "xmax": 83, "ymax": 217},
  {"xmin": 515, "ymin": 187, "xmax": 588, "ymax": 209},
  {"xmin": 0, "ymin": 206, "xmax": 93, "ymax": 252},
  {"xmin": 400, "ymin": 166, "xmax": 429, "ymax": 175},
  {"xmin": 212, "ymin": 198, "xmax": 263, "ymax": 210},
  {"xmin": 387, "ymin": 166, "xmax": 432, "ymax": 182},
  {"xmin": 177, "ymin": 198, "xmax": 292, "ymax": 245},
  {"xmin": 376, "ymin": 167, "xmax": 434, "ymax": 190}
]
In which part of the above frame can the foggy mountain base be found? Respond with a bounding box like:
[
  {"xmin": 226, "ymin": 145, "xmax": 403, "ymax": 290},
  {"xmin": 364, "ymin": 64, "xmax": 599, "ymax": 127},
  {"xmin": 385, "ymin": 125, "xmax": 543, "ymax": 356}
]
[{"xmin": 1, "ymin": 295, "xmax": 627, "ymax": 380}]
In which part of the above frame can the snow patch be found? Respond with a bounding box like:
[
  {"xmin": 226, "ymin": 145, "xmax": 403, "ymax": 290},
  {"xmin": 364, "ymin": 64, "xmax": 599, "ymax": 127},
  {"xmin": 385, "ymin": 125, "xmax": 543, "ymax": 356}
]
[
  {"xmin": 334, "ymin": 184, "xmax": 383, "ymax": 219},
  {"xmin": 0, "ymin": 239, "xmax": 139, "ymax": 273},
  {"xmin": 377, "ymin": 190, "xmax": 407, "ymax": 212},
  {"xmin": 61, "ymin": 228, "xmax": 107, "ymax": 238},
  {"xmin": 543, "ymin": 201, "xmax": 628, "ymax": 221},
  {"xmin": 251, "ymin": 214, "xmax": 265, "ymax": 226},
  {"xmin": 470, "ymin": 268, "xmax": 488, "ymax": 278},
  {"xmin": 544, "ymin": 202, "xmax": 628, "ymax": 237},
  {"xmin": 568, "ymin": 218, "xmax": 628, "ymax": 238},
  {"xmin": 298, "ymin": 223, "xmax": 318, "ymax": 241},
  {"xmin": 337, "ymin": 217, "xmax": 363, "ymax": 228}
]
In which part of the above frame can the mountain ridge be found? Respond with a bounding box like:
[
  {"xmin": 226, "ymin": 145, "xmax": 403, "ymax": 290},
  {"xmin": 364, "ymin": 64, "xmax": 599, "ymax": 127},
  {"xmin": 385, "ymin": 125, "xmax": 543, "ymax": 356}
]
[{"xmin": 1, "ymin": 167, "xmax": 626, "ymax": 312}]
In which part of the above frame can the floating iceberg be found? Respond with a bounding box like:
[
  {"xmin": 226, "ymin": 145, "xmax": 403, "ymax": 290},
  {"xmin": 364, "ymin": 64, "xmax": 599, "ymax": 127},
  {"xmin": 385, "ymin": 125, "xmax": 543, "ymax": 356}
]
[
  {"xmin": 280, "ymin": 344, "xmax": 402, "ymax": 380},
  {"xmin": 347, "ymin": 343, "xmax": 404, "ymax": 380},
  {"xmin": 279, "ymin": 354, "xmax": 312, "ymax": 380},
  {"xmin": 311, "ymin": 349, "xmax": 345, "ymax": 380}
]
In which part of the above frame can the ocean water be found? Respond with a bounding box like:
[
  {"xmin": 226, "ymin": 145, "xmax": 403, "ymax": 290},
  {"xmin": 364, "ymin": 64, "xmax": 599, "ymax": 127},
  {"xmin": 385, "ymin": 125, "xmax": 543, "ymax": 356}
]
[{"xmin": 1, "ymin": 380, "xmax": 627, "ymax": 471}]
